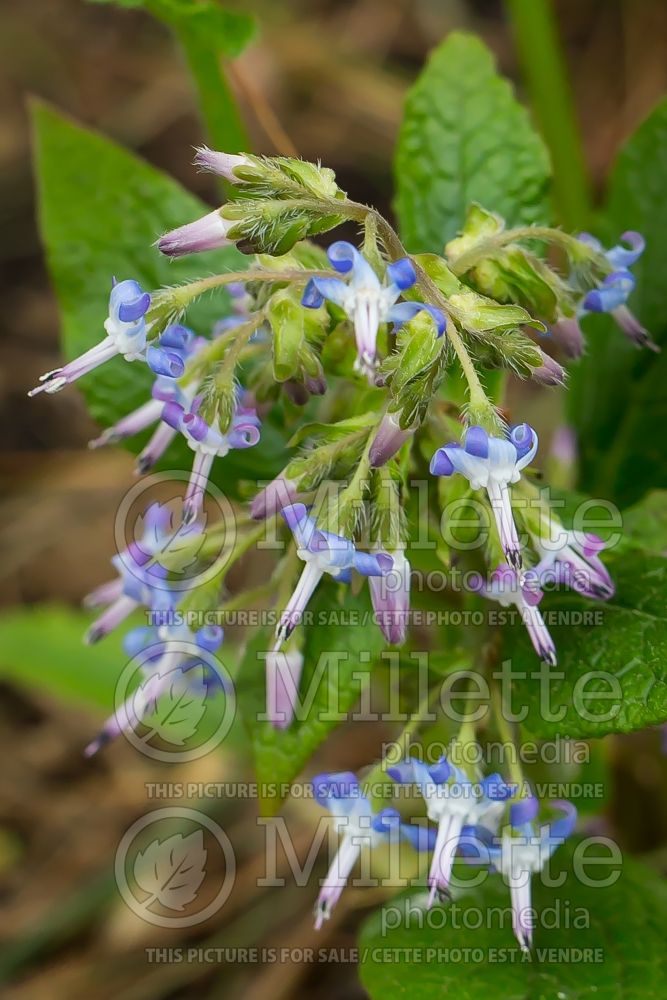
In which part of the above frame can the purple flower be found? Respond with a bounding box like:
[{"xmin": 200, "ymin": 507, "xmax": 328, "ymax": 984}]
[
  {"xmin": 158, "ymin": 210, "xmax": 234, "ymax": 258},
  {"xmin": 530, "ymin": 350, "xmax": 566, "ymax": 387},
  {"xmin": 302, "ymin": 241, "xmax": 446, "ymax": 383},
  {"xmin": 369, "ymin": 549, "xmax": 411, "ymax": 645},
  {"xmin": 369, "ymin": 412, "xmax": 415, "ymax": 468},
  {"xmin": 29, "ymin": 278, "xmax": 151, "ymax": 396},
  {"xmin": 389, "ymin": 755, "xmax": 513, "ymax": 906},
  {"xmin": 275, "ymin": 504, "xmax": 393, "ymax": 643},
  {"xmin": 84, "ymin": 622, "xmax": 225, "ymax": 756},
  {"xmin": 264, "ymin": 647, "xmax": 305, "ymax": 729},
  {"xmin": 430, "ymin": 424, "xmax": 538, "ymax": 570},
  {"xmin": 472, "ymin": 565, "xmax": 557, "ymax": 665},
  {"xmin": 250, "ymin": 474, "xmax": 299, "ymax": 520},
  {"xmin": 193, "ymin": 148, "xmax": 252, "ymax": 181},
  {"xmin": 549, "ymin": 316, "xmax": 585, "ymax": 359},
  {"xmin": 163, "ymin": 393, "xmax": 261, "ymax": 523},
  {"xmin": 534, "ymin": 530, "xmax": 614, "ymax": 600}
]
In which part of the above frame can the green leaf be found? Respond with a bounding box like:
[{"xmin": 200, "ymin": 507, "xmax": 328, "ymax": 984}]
[
  {"xmin": 569, "ymin": 97, "xmax": 667, "ymax": 507},
  {"xmin": 506, "ymin": 542, "xmax": 667, "ymax": 739},
  {"xmin": 360, "ymin": 844, "xmax": 667, "ymax": 998},
  {"xmin": 394, "ymin": 32, "xmax": 551, "ymax": 253},
  {"xmin": 88, "ymin": 0, "xmax": 255, "ymax": 151},
  {"xmin": 0, "ymin": 605, "xmax": 130, "ymax": 711},
  {"xmin": 31, "ymin": 102, "xmax": 287, "ymax": 493},
  {"xmin": 237, "ymin": 583, "xmax": 385, "ymax": 815}
]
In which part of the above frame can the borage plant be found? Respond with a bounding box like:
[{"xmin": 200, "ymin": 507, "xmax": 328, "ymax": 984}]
[{"xmin": 29, "ymin": 23, "xmax": 667, "ymax": 997}]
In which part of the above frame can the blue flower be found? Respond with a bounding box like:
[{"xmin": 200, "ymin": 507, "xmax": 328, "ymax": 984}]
[
  {"xmin": 311, "ymin": 771, "xmax": 434, "ymax": 929},
  {"xmin": 88, "ymin": 326, "xmax": 206, "ymax": 473},
  {"xmin": 29, "ymin": 278, "xmax": 151, "ymax": 396},
  {"xmin": 275, "ymin": 504, "xmax": 393, "ymax": 643},
  {"xmin": 463, "ymin": 795, "xmax": 577, "ymax": 951},
  {"xmin": 389, "ymin": 755, "xmax": 514, "ymax": 906},
  {"xmin": 84, "ymin": 621, "xmax": 227, "ymax": 756},
  {"xmin": 430, "ymin": 424, "xmax": 538, "ymax": 570},
  {"xmin": 579, "ymin": 230, "xmax": 644, "ymax": 313},
  {"xmin": 163, "ymin": 393, "xmax": 261, "ymax": 523},
  {"xmin": 83, "ymin": 501, "xmax": 188, "ymax": 644},
  {"xmin": 302, "ymin": 241, "xmax": 446, "ymax": 382},
  {"xmin": 578, "ymin": 231, "xmax": 657, "ymax": 350}
]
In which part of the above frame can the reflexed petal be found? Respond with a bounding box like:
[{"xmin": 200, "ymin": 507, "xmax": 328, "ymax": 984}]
[
  {"xmin": 303, "ymin": 276, "xmax": 349, "ymax": 309},
  {"xmin": 606, "ymin": 230, "xmax": 645, "ymax": 269},
  {"xmin": 386, "ymin": 257, "xmax": 417, "ymax": 290}
]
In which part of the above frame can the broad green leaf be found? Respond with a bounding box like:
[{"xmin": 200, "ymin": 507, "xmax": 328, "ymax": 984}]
[
  {"xmin": 394, "ymin": 32, "xmax": 551, "ymax": 252},
  {"xmin": 618, "ymin": 490, "xmax": 667, "ymax": 553},
  {"xmin": 31, "ymin": 102, "xmax": 288, "ymax": 493},
  {"xmin": 569, "ymin": 98, "xmax": 667, "ymax": 507},
  {"xmin": 360, "ymin": 844, "xmax": 667, "ymax": 998},
  {"xmin": 237, "ymin": 583, "xmax": 385, "ymax": 815},
  {"xmin": 506, "ymin": 543, "xmax": 667, "ymax": 739},
  {"xmin": 0, "ymin": 605, "xmax": 243, "ymax": 755},
  {"xmin": 87, "ymin": 0, "xmax": 254, "ymax": 152},
  {"xmin": 0, "ymin": 605, "xmax": 129, "ymax": 710}
]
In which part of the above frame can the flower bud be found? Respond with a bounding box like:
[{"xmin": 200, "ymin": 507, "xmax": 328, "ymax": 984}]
[
  {"xmin": 265, "ymin": 649, "xmax": 305, "ymax": 729},
  {"xmin": 158, "ymin": 210, "xmax": 233, "ymax": 257},
  {"xmin": 369, "ymin": 550, "xmax": 411, "ymax": 645},
  {"xmin": 369, "ymin": 412, "xmax": 414, "ymax": 467}
]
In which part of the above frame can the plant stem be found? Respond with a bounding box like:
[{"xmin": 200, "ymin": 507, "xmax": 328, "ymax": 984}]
[
  {"xmin": 362, "ymin": 685, "xmax": 439, "ymax": 802},
  {"xmin": 491, "ymin": 679, "xmax": 524, "ymax": 789},
  {"xmin": 505, "ymin": 0, "xmax": 591, "ymax": 228},
  {"xmin": 448, "ymin": 225, "xmax": 585, "ymax": 277}
]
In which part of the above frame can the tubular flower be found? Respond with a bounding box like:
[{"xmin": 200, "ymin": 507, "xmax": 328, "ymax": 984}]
[
  {"xmin": 472, "ymin": 565, "xmax": 557, "ymax": 665},
  {"xmin": 369, "ymin": 411, "xmax": 415, "ymax": 468},
  {"xmin": 389, "ymin": 755, "xmax": 513, "ymax": 906},
  {"xmin": 579, "ymin": 231, "xmax": 658, "ymax": 350},
  {"xmin": 302, "ymin": 241, "xmax": 446, "ymax": 383},
  {"xmin": 29, "ymin": 278, "xmax": 151, "ymax": 396},
  {"xmin": 83, "ymin": 501, "xmax": 187, "ymax": 644},
  {"xmin": 275, "ymin": 504, "xmax": 393, "ymax": 644},
  {"xmin": 84, "ymin": 623, "xmax": 225, "ymax": 756},
  {"xmin": 312, "ymin": 772, "xmax": 434, "ymax": 929},
  {"xmin": 264, "ymin": 647, "xmax": 305, "ymax": 729},
  {"xmin": 88, "ymin": 326, "xmax": 205, "ymax": 469},
  {"xmin": 369, "ymin": 548, "xmax": 411, "ymax": 645},
  {"xmin": 549, "ymin": 315, "xmax": 585, "ymax": 359},
  {"xmin": 467, "ymin": 796, "xmax": 577, "ymax": 952},
  {"xmin": 193, "ymin": 148, "xmax": 253, "ymax": 180},
  {"xmin": 157, "ymin": 210, "xmax": 235, "ymax": 258},
  {"xmin": 533, "ymin": 530, "xmax": 614, "ymax": 600},
  {"xmin": 250, "ymin": 474, "xmax": 300, "ymax": 520},
  {"xmin": 430, "ymin": 424, "xmax": 538, "ymax": 571},
  {"xmin": 163, "ymin": 393, "xmax": 261, "ymax": 523}
]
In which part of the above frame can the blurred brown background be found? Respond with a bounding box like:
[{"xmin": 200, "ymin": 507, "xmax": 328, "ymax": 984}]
[{"xmin": 1, "ymin": 1, "xmax": 667, "ymax": 997}]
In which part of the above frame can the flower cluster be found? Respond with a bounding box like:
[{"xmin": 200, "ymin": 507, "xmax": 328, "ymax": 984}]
[
  {"xmin": 29, "ymin": 146, "xmax": 644, "ymax": 955},
  {"xmin": 313, "ymin": 757, "xmax": 577, "ymax": 952}
]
